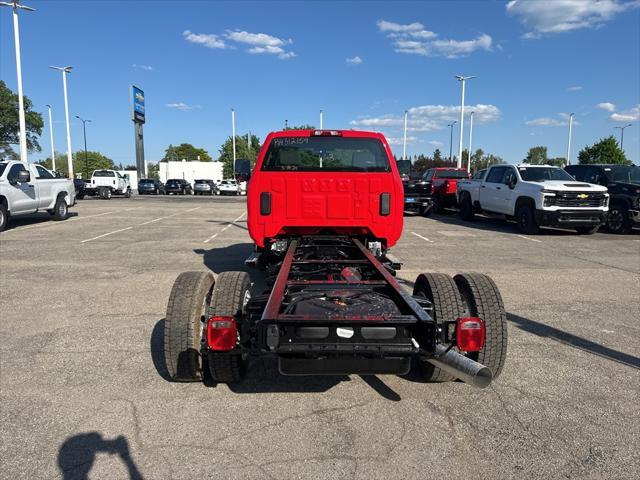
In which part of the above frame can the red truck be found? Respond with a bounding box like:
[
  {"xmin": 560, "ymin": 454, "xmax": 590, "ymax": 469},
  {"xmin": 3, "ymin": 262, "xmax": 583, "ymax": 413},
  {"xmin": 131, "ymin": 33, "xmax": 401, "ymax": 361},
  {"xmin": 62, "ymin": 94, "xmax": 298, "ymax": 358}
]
[
  {"xmin": 163, "ymin": 130, "xmax": 507, "ymax": 388},
  {"xmin": 405, "ymin": 167, "xmax": 470, "ymax": 214}
]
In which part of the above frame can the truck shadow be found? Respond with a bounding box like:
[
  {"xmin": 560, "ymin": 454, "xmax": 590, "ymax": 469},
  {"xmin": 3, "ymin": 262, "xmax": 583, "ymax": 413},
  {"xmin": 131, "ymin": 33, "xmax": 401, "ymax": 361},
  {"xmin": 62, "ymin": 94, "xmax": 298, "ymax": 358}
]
[
  {"xmin": 58, "ymin": 432, "xmax": 143, "ymax": 480},
  {"xmin": 427, "ymin": 212, "xmax": 582, "ymax": 236},
  {"xmin": 507, "ymin": 312, "xmax": 640, "ymax": 369},
  {"xmin": 3, "ymin": 212, "xmax": 79, "ymax": 231}
]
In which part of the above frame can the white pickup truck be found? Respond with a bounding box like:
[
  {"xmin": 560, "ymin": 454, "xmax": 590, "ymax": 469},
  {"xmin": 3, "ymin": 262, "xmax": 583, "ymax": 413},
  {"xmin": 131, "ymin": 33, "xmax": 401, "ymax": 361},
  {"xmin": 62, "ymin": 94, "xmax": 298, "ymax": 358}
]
[
  {"xmin": 0, "ymin": 160, "xmax": 75, "ymax": 232},
  {"xmin": 81, "ymin": 169, "xmax": 131, "ymax": 199},
  {"xmin": 457, "ymin": 164, "xmax": 609, "ymax": 234}
]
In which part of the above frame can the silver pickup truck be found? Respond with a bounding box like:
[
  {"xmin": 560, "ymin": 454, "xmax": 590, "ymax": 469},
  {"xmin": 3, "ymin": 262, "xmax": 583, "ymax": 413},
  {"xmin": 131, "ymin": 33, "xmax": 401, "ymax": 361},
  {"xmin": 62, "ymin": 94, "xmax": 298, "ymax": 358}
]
[{"xmin": 0, "ymin": 160, "xmax": 75, "ymax": 232}]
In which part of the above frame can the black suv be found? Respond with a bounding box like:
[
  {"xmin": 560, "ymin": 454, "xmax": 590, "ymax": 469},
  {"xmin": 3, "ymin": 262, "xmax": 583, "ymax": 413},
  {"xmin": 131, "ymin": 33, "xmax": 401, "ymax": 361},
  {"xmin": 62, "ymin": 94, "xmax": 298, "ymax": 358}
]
[
  {"xmin": 138, "ymin": 178, "xmax": 165, "ymax": 195},
  {"xmin": 165, "ymin": 179, "xmax": 192, "ymax": 195},
  {"xmin": 565, "ymin": 164, "xmax": 640, "ymax": 233}
]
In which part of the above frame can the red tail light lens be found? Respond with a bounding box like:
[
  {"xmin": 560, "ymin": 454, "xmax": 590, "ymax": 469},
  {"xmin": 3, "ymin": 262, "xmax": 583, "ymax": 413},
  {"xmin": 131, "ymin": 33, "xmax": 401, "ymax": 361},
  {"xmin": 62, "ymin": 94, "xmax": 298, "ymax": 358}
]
[
  {"xmin": 207, "ymin": 316, "xmax": 238, "ymax": 351},
  {"xmin": 456, "ymin": 317, "xmax": 485, "ymax": 352}
]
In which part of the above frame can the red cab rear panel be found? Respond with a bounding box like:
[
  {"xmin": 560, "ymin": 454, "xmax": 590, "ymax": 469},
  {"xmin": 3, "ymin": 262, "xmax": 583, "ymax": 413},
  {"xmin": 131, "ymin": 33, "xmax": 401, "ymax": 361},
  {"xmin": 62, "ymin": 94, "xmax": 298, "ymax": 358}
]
[{"xmin": 248, "ymin": 130, "xmax": 404, "ymax": 248}]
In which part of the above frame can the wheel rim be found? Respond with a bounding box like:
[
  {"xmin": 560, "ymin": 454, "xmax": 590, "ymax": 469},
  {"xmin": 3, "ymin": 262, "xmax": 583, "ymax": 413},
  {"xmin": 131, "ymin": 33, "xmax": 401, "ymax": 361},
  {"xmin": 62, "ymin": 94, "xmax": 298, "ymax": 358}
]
[
  {"xmin": 59, "ymin": 201, "xmax": 67, "ymax": 216},
  {"xmin": 0, "ymin": 209, "xmax": 4, "ymax": 227},
  {"xmin": 608, "ymin": 209, "xmax": 623, "ymax": 231}
]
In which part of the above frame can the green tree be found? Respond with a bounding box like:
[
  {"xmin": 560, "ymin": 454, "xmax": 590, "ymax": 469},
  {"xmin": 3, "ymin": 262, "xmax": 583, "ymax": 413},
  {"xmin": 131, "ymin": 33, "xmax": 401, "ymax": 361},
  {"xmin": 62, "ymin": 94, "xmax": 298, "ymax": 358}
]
[
  {"xmin": 38, "ymin": 150, "xmax": 114, "ymax": 178},
  {"xmin": 524, "ymin": 146, "xmax": 548, "ymax": 165},
  {"xmin": 433, "ymin": 148, "xmax": 443, "ymax": 162},
  {"xmin": 0, "ymin": 80, "xmax": 44, "ymax": 159},
  {"xmin": 548, "ymin": 157, "xmax": 566, "ymax": 167},
  {"xmin": 578, "ymin": 136, "xmax": 631, "ymax": 165},
  {"xmin": 148, "ymin": 162, "xmax": 160, "ymax": 180},
  {"xmin": 218, "ymin": 133, "xmax": 261, "ymax": 178},
  {"xmin": 284, "ymin": 124, "xmax": 315, "ymax": 130},
  {"xmin": 161, "ymin": 143, "xmax": 212, "ymax": 162}
]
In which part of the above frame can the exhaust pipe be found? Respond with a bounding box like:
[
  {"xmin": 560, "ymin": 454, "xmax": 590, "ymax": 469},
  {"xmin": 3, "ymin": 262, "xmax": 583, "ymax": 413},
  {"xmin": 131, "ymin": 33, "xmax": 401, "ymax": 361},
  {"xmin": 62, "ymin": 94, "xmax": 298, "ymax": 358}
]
[{"xmin": 426, "ymin": 345, "xmax": 493, "ymax": 389}]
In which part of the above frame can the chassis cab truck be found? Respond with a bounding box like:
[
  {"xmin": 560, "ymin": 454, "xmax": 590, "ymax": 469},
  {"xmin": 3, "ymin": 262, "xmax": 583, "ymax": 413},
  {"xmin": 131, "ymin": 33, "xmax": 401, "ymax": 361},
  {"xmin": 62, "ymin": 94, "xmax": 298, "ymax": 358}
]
[{"xmin": 163, "ymin": 130, "xmax": 508, "ymax": 388}]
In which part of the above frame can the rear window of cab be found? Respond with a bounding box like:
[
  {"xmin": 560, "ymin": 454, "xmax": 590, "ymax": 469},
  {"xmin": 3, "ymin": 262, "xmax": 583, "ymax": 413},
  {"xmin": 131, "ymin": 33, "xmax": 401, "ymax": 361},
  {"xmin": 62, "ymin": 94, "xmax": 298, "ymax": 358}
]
[{"xmin": 262, "ymin": 137, "xmax": 390, "ymax": 172}]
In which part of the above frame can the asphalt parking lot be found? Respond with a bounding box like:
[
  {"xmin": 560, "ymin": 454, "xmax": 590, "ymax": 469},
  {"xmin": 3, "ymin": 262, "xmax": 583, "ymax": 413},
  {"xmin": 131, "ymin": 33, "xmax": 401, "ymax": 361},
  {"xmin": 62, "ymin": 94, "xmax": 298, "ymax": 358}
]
[{"xmin": 1, "ymin": 195, "xmax": 639, "ymax": 480}]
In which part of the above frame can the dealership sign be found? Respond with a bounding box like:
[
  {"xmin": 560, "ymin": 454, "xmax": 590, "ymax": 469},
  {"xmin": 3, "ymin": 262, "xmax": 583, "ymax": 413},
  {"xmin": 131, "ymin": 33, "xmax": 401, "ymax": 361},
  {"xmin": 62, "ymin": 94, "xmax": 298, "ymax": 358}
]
[{"xmin": 131, "ymin": 85, "xmax": 145, "ymax": 123}]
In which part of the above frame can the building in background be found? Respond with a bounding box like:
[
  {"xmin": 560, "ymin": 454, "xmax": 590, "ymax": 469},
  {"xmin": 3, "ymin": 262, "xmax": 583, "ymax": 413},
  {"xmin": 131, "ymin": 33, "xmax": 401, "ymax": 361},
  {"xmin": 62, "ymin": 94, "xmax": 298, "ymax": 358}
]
[{"xmin": 159, "ymin": 160, "xmax": 224, "ymax": 184}]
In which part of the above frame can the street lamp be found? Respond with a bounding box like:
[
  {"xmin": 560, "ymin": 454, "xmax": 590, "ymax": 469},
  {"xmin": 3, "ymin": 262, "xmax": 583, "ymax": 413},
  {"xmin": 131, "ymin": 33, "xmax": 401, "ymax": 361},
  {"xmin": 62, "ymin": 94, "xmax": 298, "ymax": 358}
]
[
  {"xmin": 467, "ymin": 111, "xmax": 475, "ymax": 172},
  {"xmin": 45, "ymin": 104, "xmax": 56, "ymax": 172},
  {"xmin": 447, "ymin": 121, "xmax": 457, "ymax": 162},
  {"xmin": 49, "ymin": 66, "xmax": 73, "ymax": 178},
  {"xmin": 75, "ymin": 115, "xmax": 91, "ymax": 179},
  {"xmin": 566, "ymin": 113, "xmax": 574, "ymax": 166},
  {"xmin": 231, "ymin": 109, "xmax": 236, "ymax": 178},
  {"xmin": 455, "ymin": 75, "xmax": 477, "ymax": 169},
  {"xmin": 402, "ymin": 110, "xmax": 408, "ymax": 160},
  {"xmin": 614, "ymin": 123, "xmax": 632, "ymax": 151},
  {"xmin": 1, "ymin": 0, "xmax": 34, "ymax": 163}
]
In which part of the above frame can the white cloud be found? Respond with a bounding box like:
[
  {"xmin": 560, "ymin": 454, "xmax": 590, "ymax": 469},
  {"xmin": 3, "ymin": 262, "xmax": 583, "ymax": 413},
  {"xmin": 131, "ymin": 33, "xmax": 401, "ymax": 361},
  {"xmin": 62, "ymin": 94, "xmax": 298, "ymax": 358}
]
[
  {"xmin": 597, "ymin": 102, "xmax": 616, "ymax": 112},
  {"xmin": 346, "ymin": 55, "xmax": 363, "ymax": 65},
  {"xmin": 429, "ymin": 140, "xmax": 443, "ymax": 147},
  {"xmin": 387, "ymin": 135, "xmax": 418, "ymax": 146},
  {"xmin": 132, "ymin": 64, "xmax": 153, "ymax": 71},
  {"xmin": 507, "ymin": 0, "xmax": 640, "ymax": 38},
  {"xmin": 351, "ymin": 104, "xmax": 501, "ymax": 132},
  {"xmin": 166, "ymin": 103, "xmax": 201, "ymax": 111},
  {"xmin": 183, "ymin": 30, "xmax": 228, "ymax": 49},
  {"xmin": 567, "ymin": 85, "xmax": 583, "ymax": 91},
  {"xmin": 525, "ymin": 113, "xmax": 581, "ymax": 127},
  {"xmin": 378, "ymin": 19, "xmax": 491, "ymax": 58},
  {"xmin": 184, "ymin": 28, "xmax": 295, "ymax": 59},
  {"xmin": 610, "ymin": 104, "xmax": 640, "ymax": 122}
]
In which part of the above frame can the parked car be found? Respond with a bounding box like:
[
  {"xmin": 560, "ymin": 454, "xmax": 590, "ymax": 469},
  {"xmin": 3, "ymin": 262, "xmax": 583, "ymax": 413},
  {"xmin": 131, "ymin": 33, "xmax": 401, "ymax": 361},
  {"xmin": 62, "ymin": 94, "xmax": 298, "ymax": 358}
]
[
  {"xmin": 564, "ymin": 164, "xmax": 640, "ymax": 234},
  {"xmin": 193, "ymin": 179, "xmax": 217, "ymax": 195},
  {"xmin": 165, "ymin": 179, "xmax": 192, "ymax": 195},
  {"xmin": 0, "ymin": 161, "xmax": 75, "ymax": 232},
  {"xmin": 217, "ymin": 179, "xmax": 240, "ymax": 196},
  {"xmin": 82, "ymin": 169, "xmax": 132, "ymax": 199},
  {"xmin": 138, "ymin": 178, "xmax": 164, "ymax": 195},
  {"xmin": 73, "ymin": 178, "xmax": 87, "ymax": 199},
  {"xmin": 457, "ymin": 164, "xmax": 609, "ymax": 234}
]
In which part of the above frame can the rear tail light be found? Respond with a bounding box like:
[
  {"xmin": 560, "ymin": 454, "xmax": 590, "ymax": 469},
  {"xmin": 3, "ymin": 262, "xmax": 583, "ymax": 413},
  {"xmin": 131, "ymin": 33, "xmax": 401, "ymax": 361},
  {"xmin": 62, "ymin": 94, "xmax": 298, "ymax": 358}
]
[
  {"xmin": 311, "ymin": 130, "xmax": 342, "ymax": 136},
  {"xmin": 207, "ymin": 316, "xmax": 238, "ymax": 351},
  {"xmin": 260, "ymin": 192, "xmax": 271, "ymax": 215},
  {"xmin": 380, "ymin": 193, "xmax": 390, "ymax": 216},
  {"xmin": 456, "ymin": 317, "xmax": 485, "ymax": 352}
]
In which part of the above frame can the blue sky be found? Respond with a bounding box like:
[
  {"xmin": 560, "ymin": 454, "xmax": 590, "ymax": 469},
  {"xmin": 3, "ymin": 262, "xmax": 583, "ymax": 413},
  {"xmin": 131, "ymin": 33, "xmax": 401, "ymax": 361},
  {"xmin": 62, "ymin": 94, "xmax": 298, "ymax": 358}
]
[{"xmin": 1, "ymin": 0, "xmax": 639, "ymax": 166}]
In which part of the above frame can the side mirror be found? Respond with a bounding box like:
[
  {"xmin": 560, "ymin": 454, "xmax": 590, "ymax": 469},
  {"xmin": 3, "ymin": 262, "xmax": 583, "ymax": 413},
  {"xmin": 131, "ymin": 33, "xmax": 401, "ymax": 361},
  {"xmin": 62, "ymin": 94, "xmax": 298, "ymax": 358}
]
[
  {"xmin": 505, "ymin": 175, "xmax": 517, "ymax": 189},
  {"xmin": 17, "ymin": 170, "xmax": 31, "ymax": 183}
]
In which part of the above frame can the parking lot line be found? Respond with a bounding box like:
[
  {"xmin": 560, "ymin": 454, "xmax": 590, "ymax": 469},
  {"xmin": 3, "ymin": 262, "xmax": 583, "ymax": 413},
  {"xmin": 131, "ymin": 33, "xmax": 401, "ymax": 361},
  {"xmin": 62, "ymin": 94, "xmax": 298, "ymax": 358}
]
[
  {"xmin": 516, "ymin": 234, "xmax": 542, "ymax": 243},
  {"xmin": 80, "ymin": 226, "xmax": 133, "ymax": 243},
  {"xmin": 203, "ymin": 212, "xmax": 246, "ymax": 243},
  {"xmin": 411, "ymin": 231, "xmax": 434, "ymax": 243}
]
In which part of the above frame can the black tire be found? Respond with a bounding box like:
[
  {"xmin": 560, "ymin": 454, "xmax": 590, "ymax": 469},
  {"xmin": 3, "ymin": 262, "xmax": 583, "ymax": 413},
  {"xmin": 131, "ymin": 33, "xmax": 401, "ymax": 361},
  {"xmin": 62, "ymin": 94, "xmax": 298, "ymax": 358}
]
[
  {"xmin": 413, "ymin": 273, "xmax": 465, "ymax": 382},
  {"xmin": 606, "ymin": 204, "xmax": 632, "ymax": 234},
  {"xmin": 0, "ymin": 203, "xmax": 8, "ymax": 232},
  {"xmin": 76, "ymin": 194, "xmax": 85, "ymax": 200},
  {"xmin": 459, "ymin": 193, "xmax": 475, "ymax": 221},
  {"xmin": 124, "ymin": 188, "xmax": 131, "ymax": 198},
  {"xmin": 454, "ymin": 273, "xmax": 508, "ymax": 379},
  {"xmin": 207, "ymin": 271, "xmax": 250, "ymax": 383},
  {"xmin": 164, "ymin": 271, "xmax": 215, "ymax": 381},
  {"xmin": 433, "ymin": 196, "xmax": 445, "ymax": 214},
  {"xmin": 418, "ymin": 205, "xmax": 431, "ymax": 217},
  {"xmin": 99, "ymin": 187, "xmax": 112, "ymax": 200},
  {"xmin": 51, "ymin": 195, "xmax": 69, "ymax": 221},
  {"xmin": 516, "ymin": 203, "xmax": 539, "ymax": 234},
  {"xmin": 575, "ymin": 225, "xmax": 599, "ymax": 235}
]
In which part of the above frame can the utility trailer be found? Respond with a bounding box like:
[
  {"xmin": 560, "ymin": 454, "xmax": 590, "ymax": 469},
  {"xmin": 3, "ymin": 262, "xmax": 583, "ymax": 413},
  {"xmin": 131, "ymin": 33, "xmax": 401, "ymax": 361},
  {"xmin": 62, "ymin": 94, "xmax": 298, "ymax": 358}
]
[{"xmin": 163, "ymin": 130, "xmax": 507, "ymax": 388}]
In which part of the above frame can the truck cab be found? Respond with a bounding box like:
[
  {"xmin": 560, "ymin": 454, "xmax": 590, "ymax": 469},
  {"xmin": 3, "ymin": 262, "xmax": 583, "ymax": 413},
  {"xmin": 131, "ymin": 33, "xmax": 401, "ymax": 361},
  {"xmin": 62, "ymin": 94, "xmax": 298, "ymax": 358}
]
[{"xmin": 457, "ymin": 164, "xmax": 609, "ymax": 234}]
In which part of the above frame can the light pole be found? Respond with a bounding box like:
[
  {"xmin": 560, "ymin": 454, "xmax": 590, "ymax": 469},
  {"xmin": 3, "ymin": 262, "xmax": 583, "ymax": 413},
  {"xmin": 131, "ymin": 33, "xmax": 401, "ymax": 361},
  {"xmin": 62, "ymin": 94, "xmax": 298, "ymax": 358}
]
[
  {"xmin": 566, "ymin": 113, "xmax": 574, "ymax": 166},
  {"xmin": 447, "ymin": 121, "xmax": 457, "ymax": 162},
  {"xmin": 1, "ymin": 0, "xmax": 34, "ymax": 163},
  {"xmin": 455, "ymin": 75, "xmax": 476, "ymax": 168},
  {"xmin": 614, "ymin": 123, "xmax": 632, "ymax": 151},
  {"xmin": 231, "ymin": 109, "xmax": 236, "ymax": 178},
  {"xmin": 45, "ymin": 104, "xmax": 56, "ymax": 172},
  {"xmin": 467, "ymin": 111, "xmax": 475, "ymax": 172},
  {"xmin": 320, "ymin": 110, "xmax": 323, "ymax": 129},
  {"xmin": 75, "ymin": 116, "xmax": 91, "ymax": 179},
  {"xmin": 284, "ymin": 119, "xmax": 288, "ymax": 129},
  {"xmin": 402, "ymin": 110, "xmax": 408, "ymax": 160},
  {"xmin": 50, "ymin": 66, "xmax": 74, "ymax": 178}
]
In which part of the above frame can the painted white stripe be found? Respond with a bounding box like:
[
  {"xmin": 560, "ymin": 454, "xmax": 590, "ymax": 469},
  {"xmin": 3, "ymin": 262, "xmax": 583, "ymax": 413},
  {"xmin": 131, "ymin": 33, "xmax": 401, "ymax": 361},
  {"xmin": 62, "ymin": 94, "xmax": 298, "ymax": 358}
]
[
  {"xmin": 81, "ymin": 226, "xmax": 133, "ymax": 243},
  {"xmin": 203, "ymin": 212, "xmax": 246, "ymax": 243},
  {"xmin": 411, "ymin": 231, "xmax": 434, "ymax": 243},
  {"xmin": 516, "ymin": 234, "xmax": 542, "ymax": 243},
  {"xmin": 6, "ymin": 211, "xmax": 115, "ymax": 232}
]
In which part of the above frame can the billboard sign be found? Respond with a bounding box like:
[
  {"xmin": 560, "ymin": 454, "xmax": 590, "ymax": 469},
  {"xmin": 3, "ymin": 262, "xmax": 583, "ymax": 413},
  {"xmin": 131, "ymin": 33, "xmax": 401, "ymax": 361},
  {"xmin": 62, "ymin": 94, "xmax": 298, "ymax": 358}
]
[{"xmin": 131, "ymin": 85, "xmax": 145, "ymax": 123}]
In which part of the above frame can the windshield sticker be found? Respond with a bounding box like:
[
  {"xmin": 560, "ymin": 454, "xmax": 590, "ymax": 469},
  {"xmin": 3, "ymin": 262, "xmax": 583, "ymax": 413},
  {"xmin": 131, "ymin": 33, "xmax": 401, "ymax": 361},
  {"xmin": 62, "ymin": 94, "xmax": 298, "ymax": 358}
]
[{"xmin": 273, "ymin": 137, "xmax": 309, "ymax": 146}]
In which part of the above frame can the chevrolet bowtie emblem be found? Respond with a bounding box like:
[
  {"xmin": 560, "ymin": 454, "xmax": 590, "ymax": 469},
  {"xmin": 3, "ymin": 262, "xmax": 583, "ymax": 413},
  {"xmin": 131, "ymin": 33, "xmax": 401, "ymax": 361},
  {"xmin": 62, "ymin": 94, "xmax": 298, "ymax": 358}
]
[{"xmin": 577, "ymin": 194, "xmax": 589, "ymax": 199}]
